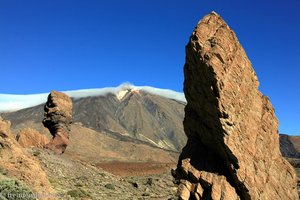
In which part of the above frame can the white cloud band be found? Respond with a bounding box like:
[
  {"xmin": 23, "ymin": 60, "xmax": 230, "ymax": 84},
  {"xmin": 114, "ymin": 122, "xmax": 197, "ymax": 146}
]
[{"xmin": 0, "ymin": 83, "xmax": 186, "ymax": 112}]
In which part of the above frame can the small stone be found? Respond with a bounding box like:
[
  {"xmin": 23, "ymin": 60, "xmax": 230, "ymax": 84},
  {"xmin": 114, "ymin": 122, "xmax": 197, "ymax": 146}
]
[{"xmin": 178, "ymin": 180, "xmax": 192, "ymax": 200}]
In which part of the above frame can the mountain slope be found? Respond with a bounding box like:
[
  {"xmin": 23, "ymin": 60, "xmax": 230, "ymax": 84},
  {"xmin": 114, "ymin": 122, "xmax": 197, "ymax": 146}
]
[
  {"xmin": 280, "ymin": 134, "xmax": 300, "ymax": 158},
  {"xmin": 73, "ymin": 90, "xmax": 186, "ymax": 151},
  {"xmin": 66, "ymin": 123, "xmax": 178, "ymax": 163},
  {"xmin": 2, "ymin": 87, "xmax": 187, "ymax": 152}
]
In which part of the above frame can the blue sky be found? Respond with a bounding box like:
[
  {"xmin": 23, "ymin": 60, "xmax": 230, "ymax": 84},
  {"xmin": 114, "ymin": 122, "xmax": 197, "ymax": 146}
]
[{"xmin": 0, "ymin": 0, "xmax": 299, "ymax": 134}]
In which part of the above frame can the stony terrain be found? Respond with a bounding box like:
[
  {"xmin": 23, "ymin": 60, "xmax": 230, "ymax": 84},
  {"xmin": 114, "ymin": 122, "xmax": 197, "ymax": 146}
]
[
  {"xmin": 0, "ymin": 90, "xmax": 182, "ymax": 199},
  {"xmin": 0, "ymin": 116, "xmax": 179, "ymax": 200},
  {"xmin": 0, "ymin": 117, "xmax": 54, "ymax": 197},
  {"xmin": 28, "ymin": 148, "xmax": 178, "ymax": 200},
  {"xmin": 173, "ymin": 12, "xmax": 298, "ymax": 199}
]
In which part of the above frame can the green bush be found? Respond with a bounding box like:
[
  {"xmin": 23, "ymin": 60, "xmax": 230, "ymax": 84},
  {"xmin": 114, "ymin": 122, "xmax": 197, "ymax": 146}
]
[
  {"xmin": 142, "ymin": 192, "xmax": 150, "ymax": 196},
  {"xmin": 32, "ymin": 150, "xmax": 40, "ymax": 157},
  {"xmin": 0, "ymin": 167, "xmax": 7, "ymax": 176},
  {"xmin": 104, "ymin": 183, "xmax": 115, "ymax": 190},
  {"xmin": 0, "ymin": 178, "xmax": 35, "ymax": 200},
  {"xmin": 67, "ymin": 188, "xmax": 90, "ymax": 198}
]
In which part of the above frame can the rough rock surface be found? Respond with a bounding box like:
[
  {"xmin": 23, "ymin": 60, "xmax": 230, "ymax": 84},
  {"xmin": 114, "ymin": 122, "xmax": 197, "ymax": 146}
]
[
  {"xmin": 0, "ymin": 117, "xmax": 54, "ymax": 196},
  {"xmin": 16, "ymin": 128, "xmax": 49, "ymax": 148},
  {"xmin": 43, "ymin": 91, "xmax": 72, "ymax": 154},
  {"xmin": 174, "ymin": 12, "xmax": 298, "ymax": 200}
]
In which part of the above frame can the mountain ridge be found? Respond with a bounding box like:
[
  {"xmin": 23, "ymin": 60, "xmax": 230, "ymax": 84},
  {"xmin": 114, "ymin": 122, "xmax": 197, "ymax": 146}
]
[
  {"xmin": 2, "ymin": 89, "xmax": 187, "ymax": 152},
  {"xmin": 0, "ymin": 83, "xmax": 186, "ymax": 112}
]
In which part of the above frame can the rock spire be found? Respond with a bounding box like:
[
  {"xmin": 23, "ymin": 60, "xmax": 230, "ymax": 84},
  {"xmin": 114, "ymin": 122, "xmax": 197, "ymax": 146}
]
[
  {"xmin": 174, "ymin": 12, "xmax": 298, "ymax": 200},
  {"xmin": 43, "ymin": 91, "xmax": 72, "ymax": 154}
]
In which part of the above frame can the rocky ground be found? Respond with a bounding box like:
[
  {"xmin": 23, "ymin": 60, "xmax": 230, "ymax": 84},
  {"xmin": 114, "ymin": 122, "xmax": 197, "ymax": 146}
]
[
  {"xmin": 286, "ymin": 158, "xmax": 300, "ymax": 196},
  {"xmin": 28, "ymin": 148, "xmax": 178, "ymax": 200},
  {"xmin": 295, "ymin": 168, "xmax": 300, "ymax": 196}
]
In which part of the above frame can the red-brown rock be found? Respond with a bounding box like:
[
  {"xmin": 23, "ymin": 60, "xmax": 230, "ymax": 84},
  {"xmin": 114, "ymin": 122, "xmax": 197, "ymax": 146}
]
[
  {"xmin": 43, "ymin": 91, "xmax": 72, "ymax": 154},
  {"xmin": 174, "ymin": 12, "xmax": 298, "ymax": 199},
  {"xmin": 0, "ymin": 117, "xmax": 54, "ymax": 195},
  {"xmin": 16, "ymin": 128, "xmax": 49, "ymax": 148}
]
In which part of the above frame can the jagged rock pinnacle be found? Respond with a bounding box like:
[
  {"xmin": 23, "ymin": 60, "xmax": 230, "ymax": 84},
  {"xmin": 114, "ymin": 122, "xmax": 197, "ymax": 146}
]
[
  {"xmin": 43, "ymin": 91, "xmax": 73, "ymax": 154},
  {"xmin": 173, "ymin": 12, "xmax": 298, "ymax": 200}
]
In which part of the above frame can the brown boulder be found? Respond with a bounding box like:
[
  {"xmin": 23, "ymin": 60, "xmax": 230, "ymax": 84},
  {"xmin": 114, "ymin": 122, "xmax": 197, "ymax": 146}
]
[
  {"xmin": 174, "ymin": 12, "xmax": 298, "ymax": 199},
  {"xmin": 0, "ymin": 117, "xmax": 54, "ymax": 196},
  {"xmin": 43, "ymin": 91, "xmax": 72, "ymax": 154},
  {"xmin": 16, "ymin": 128, "xmax": 49, "ymax": 148},
  {"xmin": 178, "ymin": 179, "xmax": 193, "ymax": 200}
]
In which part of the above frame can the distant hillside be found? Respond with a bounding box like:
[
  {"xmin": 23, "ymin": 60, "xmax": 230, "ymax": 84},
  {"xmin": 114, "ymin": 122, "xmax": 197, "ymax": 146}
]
[
  {"xmin": 280, "ymin": 134, "xmax": 300, "ymax": 158},
  {"xmin": 2, "ymin": 88, "xmax": 187, "ymax": 153}
]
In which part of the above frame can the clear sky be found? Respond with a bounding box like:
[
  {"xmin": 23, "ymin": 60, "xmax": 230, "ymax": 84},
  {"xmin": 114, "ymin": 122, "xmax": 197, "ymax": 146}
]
[{"xmin": 0, "ymin": 0, "xmax": 299, "ymax": 134}]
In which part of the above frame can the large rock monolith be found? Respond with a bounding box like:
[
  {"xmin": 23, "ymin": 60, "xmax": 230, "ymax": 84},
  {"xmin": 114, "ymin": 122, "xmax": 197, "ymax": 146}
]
[
  {"xmin": 43, "ymin": 91, "xmax": 72, "ymax": 154},
  {"xmin": 174, "ymin": 12, "xmax": 298, "ymax": 200}
]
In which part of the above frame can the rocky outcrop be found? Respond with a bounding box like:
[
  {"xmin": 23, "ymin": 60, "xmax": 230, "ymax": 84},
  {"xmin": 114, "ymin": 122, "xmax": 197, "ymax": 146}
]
[
  {"xmin": 43, "ymin": 91, "xmax": 72, "ymax": 154},
  {"xmin": 16, "ymin": 128, "xmax": 49, "ymax": 148},
  {"xmin": 0, "ymin": 117, "xmax": 54, "ymax": 196},
  {"xmin": 174, "ymin": 12, "xmax": 298, "ymax": 199}
]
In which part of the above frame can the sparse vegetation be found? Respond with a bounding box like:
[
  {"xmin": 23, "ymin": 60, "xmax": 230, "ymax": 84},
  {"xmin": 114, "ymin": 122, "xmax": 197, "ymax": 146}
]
[
  {"xmin": 295, "ymin": 168, "xmax": 300, "ymax": 196},
  {"xmin": 67, "ymin": 188, "xmax": 90, "ymax": 198},
  {"xmin": 104, "ymin": 183, "xmax": 115, "ymax": 190},
  {"xmin": 74, "ymin": 182, "xmax": 84, "ymax": 187},
  {"xmin": 32, "ymin": 150, "xmax": 40, "ymax": 157},
  {"xmin": 146, "ymin": 178, "xmax": 153, "ymax": 186},
  {"xmin": 131, "ymin": 182, "xmax": 139, "ymax": 188},
  {"xmin": 295, "ymin": 167, "xmax": 300, "ymax": 176},
  {"xmin": 0, "ymin": 178, "xmax": 35, "ymax": 200},
  {"xmin": 10, "ymin": 137, "xmax": 179, "ymax": 199},
  {"xmin": 0, "ymin": 167, "xmax": 7, "ymax": 176},
  {"xmin": 98, "ymin": 172, "xmax": 106, "ymax": 177},
  {"xmin": 142, "ymin": 192, "xmax": 150, "ymax": 196}
]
